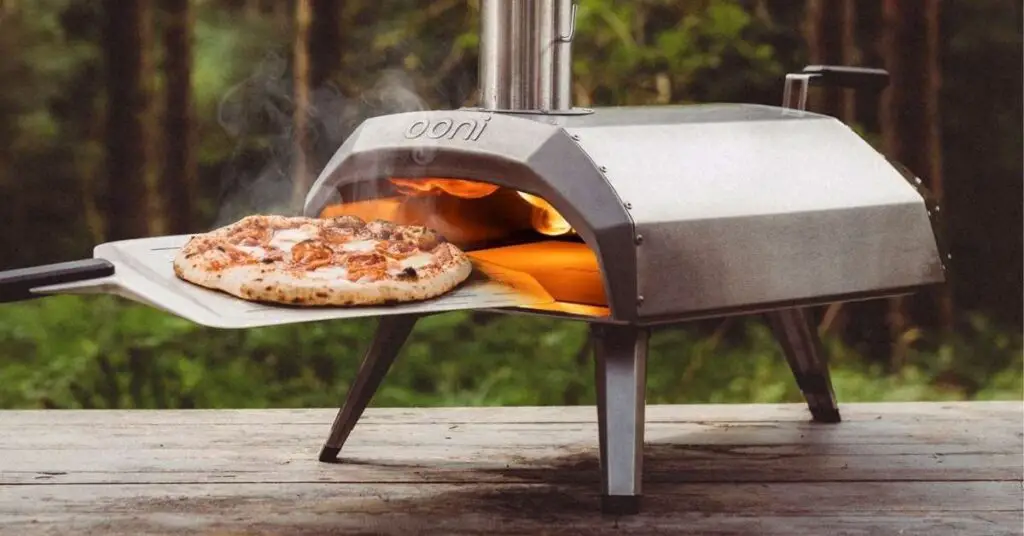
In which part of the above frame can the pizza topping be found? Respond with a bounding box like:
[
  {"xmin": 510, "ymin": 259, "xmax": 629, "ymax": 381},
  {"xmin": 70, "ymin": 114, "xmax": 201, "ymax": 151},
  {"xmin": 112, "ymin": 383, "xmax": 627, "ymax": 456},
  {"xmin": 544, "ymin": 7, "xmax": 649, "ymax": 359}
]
[
  {"xmin": 291, "ymin": 240, "xmax": 333, "ymax": 268},
  {"xmin": 341, "ymin": 239, "xmax": 377, "ymax": 253},
  {"xmin": 345, "ymin": 252, "xmax": 386, "ymax": 268},
  {"xmin": 269, "ymin": 227, "xmax": 317, "ymax": 253},
  {"xmin": 330, "ymin": 215, "xmax": 365, "ymax": 229},
  {"xmin": 399, "ymin": 252, "xmax": 436, "ymax": 270},
  {"xmin": 304, "ymin": 266, "xmax": 350, "ymax": 280},
  {"xmin": 383, "ymin": 240, "xmax": 418, "ymax": 258},
  {"xmin": 366, "ymin": 220, "xmax": 396, "ymax": 239},
  {"xmin": 229, "ymin": 224, "xmax": 270, "ymax": 246},
  {"xmin": 346, "ymin": 265, "xmax": 387, "ymax": 283},
  {"xmin": 320, "ymin": 226, "xmax": 357, "ymax": 243}
]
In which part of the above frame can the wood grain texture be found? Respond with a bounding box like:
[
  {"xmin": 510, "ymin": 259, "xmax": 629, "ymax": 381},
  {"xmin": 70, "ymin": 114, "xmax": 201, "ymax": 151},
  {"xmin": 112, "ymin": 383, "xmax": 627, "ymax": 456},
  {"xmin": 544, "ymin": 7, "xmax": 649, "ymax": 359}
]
[{"xmin": 0, "ymin": 402, "xmax": 1020, "ymax": 535}]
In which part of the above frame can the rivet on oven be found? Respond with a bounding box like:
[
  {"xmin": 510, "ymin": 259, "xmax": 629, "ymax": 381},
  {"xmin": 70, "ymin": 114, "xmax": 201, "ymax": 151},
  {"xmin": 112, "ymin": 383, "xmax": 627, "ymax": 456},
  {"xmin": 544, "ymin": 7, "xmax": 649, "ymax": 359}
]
[
  {"xmin": 636, "ymin": 295, "xmax": 645, "ymax": 306},
  {"xmin": 634, "ymin": 234, "xmax": 643, "ymax": 245},
  {"xmin": 599, "ymin": 166, "xmax": 608, "ymax": 173},
  {"xmin": 571, "ymin": 133, "xmax": 581, "ymax": 141},
  {"xmin": 624, "ymin": 201, "xmax": 633, "ymax": 210}
]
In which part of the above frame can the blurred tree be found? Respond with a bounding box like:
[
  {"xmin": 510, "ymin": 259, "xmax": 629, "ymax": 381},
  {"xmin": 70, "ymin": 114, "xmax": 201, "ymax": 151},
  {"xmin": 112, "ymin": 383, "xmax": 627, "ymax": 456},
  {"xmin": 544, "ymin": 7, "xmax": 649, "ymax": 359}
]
[
  {"xmin": 159, "ymin": 0, "xmax": 197, "ymax": 234},
  {"xmin": 306, "ymin": 0, "xmax": 343, "ymax": 177},
  {"xmin": 838, "ymin": 0, "xmax": 858, "ymax": 120},
  {"xmin": 291, "ymin": 0, "xmax": 311, "ymax": 208},
  {"xmin": 102, "ymin": 0, "xmax": 157, "ymax": 240},
  {"xmin": 941, "ymin": 0, "xmax": 1023, "ymax": 329},
  {"xmin": 310, "ymin": 0, "xmax": 342, "ymax": 88},
  {"xmin": 881, "ymin": 0, "xmax": 953, "ymax": 353},
  {"xmin": 571, "ymin": 0, "xmax": 782, "ymax": 106},
  {"xmin": 803, "ymin": 0, "xmax": 839, "ymax": 114}
]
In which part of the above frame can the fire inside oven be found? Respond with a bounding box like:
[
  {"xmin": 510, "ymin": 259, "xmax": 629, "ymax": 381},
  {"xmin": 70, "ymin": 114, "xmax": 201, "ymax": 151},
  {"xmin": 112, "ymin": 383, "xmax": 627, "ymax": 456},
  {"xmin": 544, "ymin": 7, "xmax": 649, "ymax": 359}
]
[{"xmin": 318, "ymin": 177, "xmax": 607, "ymax": 315}]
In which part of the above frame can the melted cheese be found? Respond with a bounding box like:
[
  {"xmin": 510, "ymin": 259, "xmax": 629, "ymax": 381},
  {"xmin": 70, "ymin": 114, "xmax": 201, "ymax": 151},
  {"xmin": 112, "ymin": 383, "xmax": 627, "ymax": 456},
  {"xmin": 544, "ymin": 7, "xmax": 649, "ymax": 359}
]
[
  {"xmin": 268, "ymin": 227, "xmax": 316, "ymax": 253},
  {"xmin": 400, "ymin": 252, "xmax": 435, "ymax": 270},
  {"xmin": 235, "ymin": 245, "xmax": 267, "ymax": 259},
  {"xmin": 342, "ymin": 239, "xmax": 377, "ymax": 253},
  {"xmin": 305, "ymin": 266, "xmax": 350, "ymax": 280}
]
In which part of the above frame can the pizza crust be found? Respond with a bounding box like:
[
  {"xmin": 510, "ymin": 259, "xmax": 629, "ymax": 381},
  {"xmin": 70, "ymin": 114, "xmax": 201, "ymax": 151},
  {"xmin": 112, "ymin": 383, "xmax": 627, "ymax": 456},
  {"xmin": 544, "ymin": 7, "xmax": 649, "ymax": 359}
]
[{"xmin": 172, "ymin": 215, "xmax": 473, "ymax": 306}]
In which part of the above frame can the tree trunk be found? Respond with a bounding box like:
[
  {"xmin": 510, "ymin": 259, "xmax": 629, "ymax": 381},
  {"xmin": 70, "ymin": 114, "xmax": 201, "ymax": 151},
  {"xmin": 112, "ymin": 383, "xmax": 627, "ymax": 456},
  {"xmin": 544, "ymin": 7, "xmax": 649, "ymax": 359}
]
[
  {"xmin": 103, "ymin": 0, "xmax": 156, "ymax": 240},
  {"xmin": 159, "ymin": 0, "xmax": 196, "ymax": 234},
  {"xmin": 838, "ymin": 0, "xmax": 858, "ymax": 123},
  {"xmin": 306, "ymin": 0, "xmax": 343, "ymax": 174},
  {"xmin": 924, "ymin": 0, "xmax": 953, "ymax": 330},
  {"xmin": 309, "ymin": 0, "xmax": 341, "ymax": 89},
  {"xmin": 881, "ymin": 0, "xmax": 952, "ymax": 353},
  {"xmin": 0, "ymin": 0, "xmax": 17, "ymax": 19},
  {"xmin": 273, "ymin": 0, "xmax": 291, "ymax": 26},
  {"xmin": 291, "ymin": 0, "xmax": 312, "ymax": 209},
  {"xmin": 244, "ymin": 0, "xmax": 261, "ymax": 20},
  {"xmin": 802, "ymin": 0, "xmax": 843, "ymax": 116}
]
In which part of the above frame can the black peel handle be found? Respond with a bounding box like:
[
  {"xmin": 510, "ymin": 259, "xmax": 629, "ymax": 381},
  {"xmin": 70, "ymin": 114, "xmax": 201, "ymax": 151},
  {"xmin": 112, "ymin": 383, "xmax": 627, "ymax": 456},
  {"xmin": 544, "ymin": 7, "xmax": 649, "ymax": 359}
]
[
  {"xmin": 0, "ymin": 258, "xmax": 115, "ymax": 303},
  {"xmin": 802, "ymin": 65, "xmax": 890, "ymax": 92}
]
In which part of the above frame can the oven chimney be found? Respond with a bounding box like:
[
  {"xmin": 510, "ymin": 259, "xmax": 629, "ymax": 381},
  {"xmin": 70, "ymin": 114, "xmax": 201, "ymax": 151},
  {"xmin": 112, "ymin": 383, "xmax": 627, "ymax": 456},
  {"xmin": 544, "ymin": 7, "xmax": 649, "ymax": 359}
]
[{"xmin": 478, "ymin": 0, "xmax": 576, "ymax": 112}]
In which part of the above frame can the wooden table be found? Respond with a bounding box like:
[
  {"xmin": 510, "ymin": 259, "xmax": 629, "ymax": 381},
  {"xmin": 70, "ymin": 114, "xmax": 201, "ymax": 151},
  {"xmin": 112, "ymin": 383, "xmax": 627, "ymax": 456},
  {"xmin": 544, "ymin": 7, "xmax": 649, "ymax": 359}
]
[{"xmin": 1, "ymin": 402, "xmax": 1021, "ymax": 535}]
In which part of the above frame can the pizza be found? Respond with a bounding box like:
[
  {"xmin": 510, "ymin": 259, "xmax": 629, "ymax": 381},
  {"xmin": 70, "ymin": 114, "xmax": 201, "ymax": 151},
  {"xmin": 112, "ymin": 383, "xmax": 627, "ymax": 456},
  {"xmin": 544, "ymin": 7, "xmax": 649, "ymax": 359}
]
[{"xmin": 172, "ymin": 215, "xmax": 473, "ymax": 306}]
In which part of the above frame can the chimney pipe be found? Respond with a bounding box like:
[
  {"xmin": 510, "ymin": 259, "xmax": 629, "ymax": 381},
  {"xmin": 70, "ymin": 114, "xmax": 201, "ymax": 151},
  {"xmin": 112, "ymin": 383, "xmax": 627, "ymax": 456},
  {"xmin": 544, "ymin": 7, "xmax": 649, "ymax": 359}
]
[{"xmin": 479, "ymin": 0, "xmax": 576, "ymax": 112}]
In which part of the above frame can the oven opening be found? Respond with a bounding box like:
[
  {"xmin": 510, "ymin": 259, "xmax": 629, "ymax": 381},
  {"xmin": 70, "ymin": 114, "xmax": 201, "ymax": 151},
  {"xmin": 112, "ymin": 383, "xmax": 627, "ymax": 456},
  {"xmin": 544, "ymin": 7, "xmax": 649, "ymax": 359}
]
[{"xmin": 319, "ymin": 177, "xmax": 608, "ymax": 317}]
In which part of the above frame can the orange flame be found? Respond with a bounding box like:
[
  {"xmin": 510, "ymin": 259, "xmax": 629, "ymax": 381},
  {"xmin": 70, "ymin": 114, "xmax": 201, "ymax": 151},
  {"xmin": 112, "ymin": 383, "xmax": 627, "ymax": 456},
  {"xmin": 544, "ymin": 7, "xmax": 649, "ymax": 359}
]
[
  {"xmin": 516, "ymin": 192, "xmax": 573, "ymax": 236},
  {"xmin": 389, "ymin": 178, "xmax": 499, "ymax": 199},
  {"xmin": 388, "ymin": 178, "xmax": 574, "ymax": 236},
  {"xmin": 323, "ymin": 178, "xmax": 575, "ymax": 237}
]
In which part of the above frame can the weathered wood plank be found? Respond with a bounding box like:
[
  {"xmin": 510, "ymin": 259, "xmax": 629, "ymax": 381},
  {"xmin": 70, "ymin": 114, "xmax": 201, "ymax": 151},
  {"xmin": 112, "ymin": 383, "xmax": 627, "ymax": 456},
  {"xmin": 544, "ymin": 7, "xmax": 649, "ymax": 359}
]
[
  {"xmin": 3, "ymin": 453, "xmax": 1019, "ymax": 485},
  {"xmin": 1, "ymin": 443, "xmax": 1019, "ymax": 485},
  {"xmin": 3, "ymin": 406, "xmax": 1020, "ymax": 485},
  {"xmin": 5, "ymin": 417, "xmax": 1020, "ymax": 451},
  {"xmin": 6, "ymin": 409, "xmax": 1022, "ymax": 447},
  {"xmin": 1, "ymin": 482, "xmax": 1021, "ymax": 536},
  {"xmin": 0, "ymin": 402, "xmax": 1020, "ymax": 535},
  {"xmin": 1, "ymin": 401, "xmax": 1018, "ymax": 426}
]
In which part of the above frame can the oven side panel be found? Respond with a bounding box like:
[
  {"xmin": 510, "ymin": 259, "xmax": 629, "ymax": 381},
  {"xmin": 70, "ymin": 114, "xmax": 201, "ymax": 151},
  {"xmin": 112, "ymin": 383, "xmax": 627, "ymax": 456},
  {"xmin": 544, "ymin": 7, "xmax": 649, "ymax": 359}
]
[{"xmin": 568, "ymin": 106, "xmax": 945, "ymax": 319}]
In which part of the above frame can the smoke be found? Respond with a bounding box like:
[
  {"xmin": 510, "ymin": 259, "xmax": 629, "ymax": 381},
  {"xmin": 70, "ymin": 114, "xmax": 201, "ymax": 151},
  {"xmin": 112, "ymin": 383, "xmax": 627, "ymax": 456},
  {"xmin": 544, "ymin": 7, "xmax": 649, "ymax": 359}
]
[
  {"xmin": 213, "ymin": 52, "xmax": 431, "ymax": 227},
  {"xmin": 360, "ymin": 70, "xmax": 438, "ymax": 170}
]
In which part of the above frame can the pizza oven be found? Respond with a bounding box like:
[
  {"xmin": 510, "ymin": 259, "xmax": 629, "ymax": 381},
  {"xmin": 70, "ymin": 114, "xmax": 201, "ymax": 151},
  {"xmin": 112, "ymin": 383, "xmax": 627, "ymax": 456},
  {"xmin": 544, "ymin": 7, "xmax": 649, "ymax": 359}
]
[
  {"xmin": 299, "ymin": 0, "xmax": 945, "ymax": 515},
  {"xmin": 0, "ymin": 0, "xmax": 946, "ymax": 516},
  {"xmin": 302, "ymin": 105, "xmax": 944, "ymax": 323}
]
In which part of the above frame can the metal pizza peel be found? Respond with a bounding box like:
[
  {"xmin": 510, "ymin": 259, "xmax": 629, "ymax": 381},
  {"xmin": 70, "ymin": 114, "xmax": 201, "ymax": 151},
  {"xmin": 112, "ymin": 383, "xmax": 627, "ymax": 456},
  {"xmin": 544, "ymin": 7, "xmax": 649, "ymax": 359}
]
[{"xmin": 0, "ymin": 235, "xmax": 556, "ymax": 329}]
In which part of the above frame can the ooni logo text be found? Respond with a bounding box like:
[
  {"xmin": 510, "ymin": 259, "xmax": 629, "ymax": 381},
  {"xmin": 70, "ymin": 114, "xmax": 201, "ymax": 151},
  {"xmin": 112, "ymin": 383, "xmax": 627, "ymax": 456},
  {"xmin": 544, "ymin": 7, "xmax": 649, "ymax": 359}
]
[{"xmin": 403, "ymin": 115, "xmax": 490, "ymax": 141}]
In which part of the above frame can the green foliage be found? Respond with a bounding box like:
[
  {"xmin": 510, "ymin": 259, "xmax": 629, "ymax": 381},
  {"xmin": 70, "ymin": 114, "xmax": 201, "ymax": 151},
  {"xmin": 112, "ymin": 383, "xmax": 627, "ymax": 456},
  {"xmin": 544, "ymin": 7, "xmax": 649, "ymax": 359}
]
[
  {"xmin": 0, "ymin": 296, "xmax": 1018, "ymax": 410},
  {"xmin": 0, "ymin": 0, "xmax": 1019, "ymax": 411},
  {"xmin": 573, "ymin": 0, "xmax": 782, "ymax": 104},
  {"xmin": 192, "ymin": 4, "xmax": 289, "ymax": 165}
]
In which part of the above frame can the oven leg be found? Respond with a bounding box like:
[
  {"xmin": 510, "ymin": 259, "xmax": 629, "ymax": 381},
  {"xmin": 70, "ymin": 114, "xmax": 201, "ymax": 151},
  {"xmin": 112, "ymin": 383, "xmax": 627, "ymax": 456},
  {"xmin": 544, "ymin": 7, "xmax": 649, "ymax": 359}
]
[
  {"xmin": 591, "ymin": 324, "xmax": 648, "ymax": 515},
  {"xmin": 318, "ymin": 314, "xmax": 420, "ymax": 463},
  {"xmin": 767, "ymin": 308, "xmax": 841, "ymax": 423}
]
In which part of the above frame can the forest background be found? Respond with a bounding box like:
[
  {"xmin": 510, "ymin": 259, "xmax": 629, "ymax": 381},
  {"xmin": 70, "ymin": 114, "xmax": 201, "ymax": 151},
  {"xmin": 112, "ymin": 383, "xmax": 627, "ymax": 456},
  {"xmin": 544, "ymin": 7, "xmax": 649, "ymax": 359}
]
[{"xmin": 0, "ymin": 0, "xmax": 1020, "ymax": 410}]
